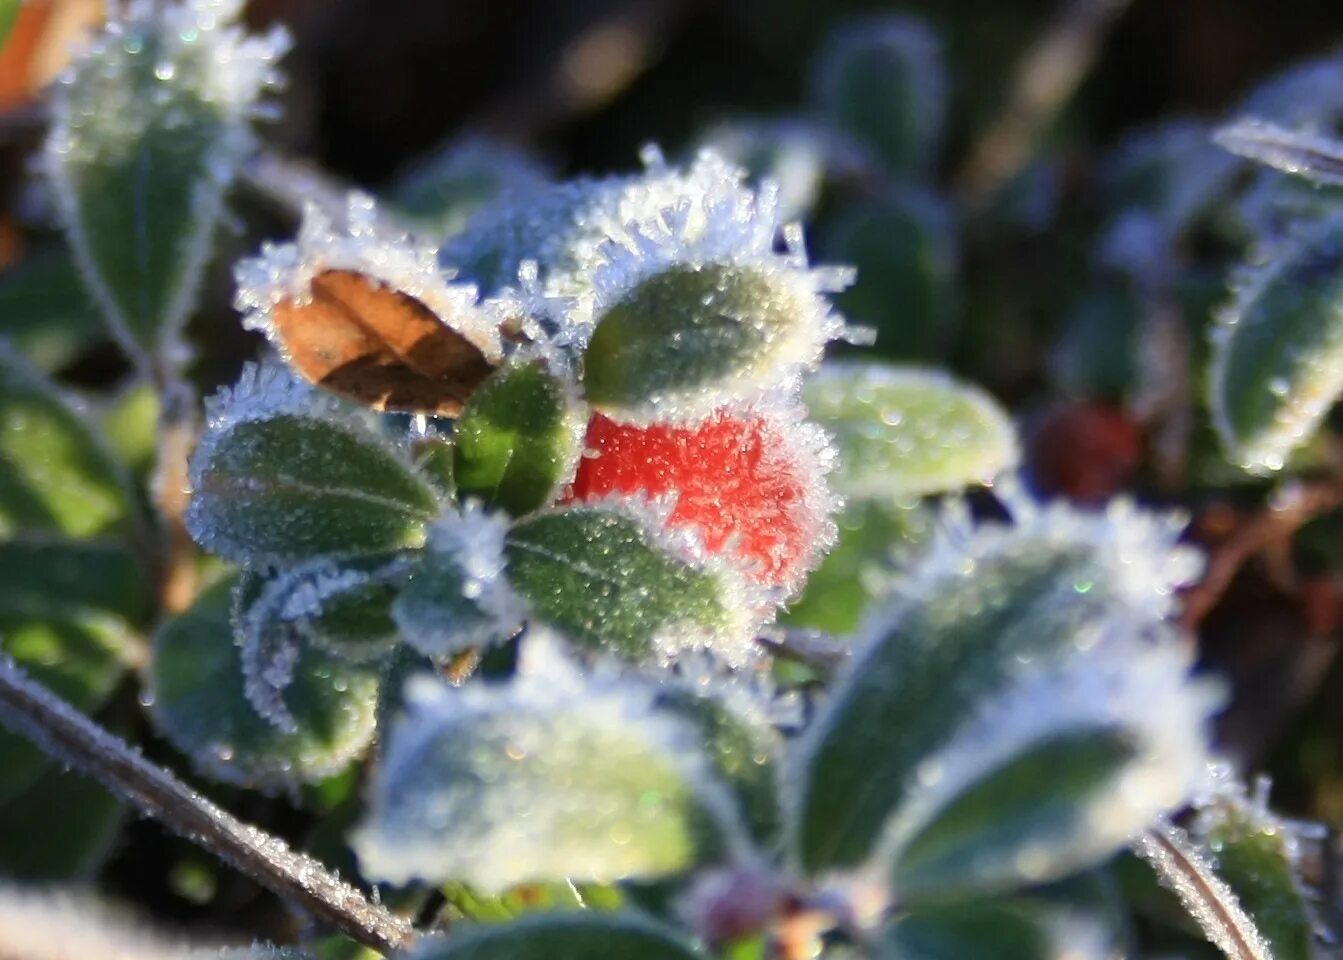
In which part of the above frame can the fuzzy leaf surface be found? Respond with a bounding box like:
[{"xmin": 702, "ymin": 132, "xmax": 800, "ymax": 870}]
[
  {"xmin": 43, "ymin": 4, "xmax": 280, "ymax": 359},
  {"xmin": 148, "ymin": 578, "xmax": 381, "ymax": 789},
  {"xmin": 354, "ymin": 665, "xmax": 731, "ymax": 891},
  {"xmin": 504, "ymin": 506, "xmax": 742, "ymax": 661},
  {"xmin": 583, "ymin": 264, "xmax": 814, "ymax": 417},
  {"xmin": 455, "ymin": 359, "xmax": 582, "ymax": 516},
  {"xmin": 1209, "ymin": 216, "xmax": 1343, "ymax": 473},
  {"xmin": 805, "ymin": 362, "xmax": 1017, "ymax": 503},
  {"xmin": 788, "ymin": 511, "xmax": 1207, "ymax": 880},
  {"xmin": 187, "ymin": 407, "xmax": 439, "ymax": 565},
  {"xmin": 1194, "ymin": 788, "xmax": 1317, "ymax": 960}
]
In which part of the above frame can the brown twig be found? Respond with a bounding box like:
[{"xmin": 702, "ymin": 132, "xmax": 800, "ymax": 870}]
[
  {"xmin": 1135, "ymin": 822, "xmax": 1272, "ymax": 960},
  {"xmin": 0, "ymin": 657, "xmax": 417, "ymax": 957},
  {"xmin": 1180, "ymin": 479, "xmax": 1343, "ymax": 631},
  {"xmin": 957, "ymin": 0, "xmax": 1133, "ymax": 207}
]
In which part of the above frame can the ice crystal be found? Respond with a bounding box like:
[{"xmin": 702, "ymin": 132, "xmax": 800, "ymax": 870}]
[
  {"xmin": 1215, "ymin": 117, "xmax": 1343, "ymax": 188},
  {"xmin": 906, "ymin": 486, "xmax": 1203, "ymax": 625},
  {"xmin": 234, "ymin": 193, "xmax": 504, "ymax": 365},
  {"xmin": 440, "ymin": 147, "xmax": 757, "ymax": 297},
  {"xmin": 558, "ymin": 167, "xmax": 854, "ymax": 391}
]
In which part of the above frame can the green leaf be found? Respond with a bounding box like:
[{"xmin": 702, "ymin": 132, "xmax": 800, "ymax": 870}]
[
  {"xmin": 0, "ymin": 539, "xmax": 143, "ymax": 813},
  {"xmin": 787, "ymin": 502, "xmax": 1211, "ymax": 882},
  {"xmin": 882, "ymin": 900, "xmax": 1116, "ymax": 960},
  {"xmin": 805, "ymin": 362, "xmax": 1018, "ymax": 503},
  {"xmin": 439, "ymin": 880, "xmax": 620, "ymax": 925},
  {"xmin": 405, "ymin": 912, "xmax": 704, "ymax": 960},
  {"xmin": 240, "ymin": 552, "xmax": 411, "ymax": 673},
  {"xmin": 354, "ymin": 646, "xmax": 734, "ymax": 891},
  {"xmin": 455, "ymin": 358, "xmax": 582, "ymax": 516},
  {"xmin": 393, "ymin": 508, "xmax": 523, "ymax": 660},
  {"xmin": 0, "ymin": 247, "xmax": 107, "ymax": 372},
  {"xmin": 655, "ymin": 683, "xmax": 783, "ymax": 846},
  {"xmin": 0, "ymin": 616, "xmax": 134, "ymax": 805},
  {"xmin": 824, "ymin": 190, "xmax": 958, "ymax": 362},
  {"xmin": 1209, "ymin": 216, "xmax": 1343, "ymax": 473},
  {"xmin": 782, "ymin": 500, "xmax": 933, "ymax": 635},
  {"xmin": 0, "ymin": 767, "xmax": 124, "ymax": 880},
  {"xmin": 0, "ymin": 537, "xmax": 152, "ymax": 627},
  {"xmin": 148, "ymin": 577, "xmax": 381, "ymax": 789},
  {"xmin": 810, "ymin": 16, "xmax": 945, "ymax": 177},
  {"xmin": 412, "ymin": 435, "xmax": 457, "ymax": 500},
  {"xmin": 886, "ymin": 730, "xmax": 1137, "ymax": 900},
  {"xmin": 583, "ymin": 263, "xmax": 828, "ymax": 420},
  {"xmin": 504, "ymin": 505, "xmax": 748, "ymax": 662},
  {"xmin": 0, "ymin": 345, "xmax": 136, "ymax": 538},
  {"xmin": 102, "ymin": 382, "xmax": 161, "ymax": 477},
  {"xmin": 1192, "ymin": 783, "xmax": 1317, "ymax": 960},
  {"xmin": 187, "ymin": 366, "xmax": 440, "ymax": 565},
  {"xmin": 42, "ymin": 3, "xmax": 284, "ymax": 360}
]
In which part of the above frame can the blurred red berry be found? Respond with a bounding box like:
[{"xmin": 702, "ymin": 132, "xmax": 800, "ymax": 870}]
[
  {"xmin": 568, "ymin": 408, "xmax": 833, "ymax": 592},
  {"xmin": 1028, "ymin": 402, "xmax": 1145, "ymax": 505}
]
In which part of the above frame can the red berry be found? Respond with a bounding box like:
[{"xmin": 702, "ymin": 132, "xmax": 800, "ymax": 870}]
[
  {"xmin": 568, "ymin": 407, "xmax": 834, "ymax": 592},
  {"xmin": 1028, "ymin": 402, "xmax": 1144, "ymax": 505}
]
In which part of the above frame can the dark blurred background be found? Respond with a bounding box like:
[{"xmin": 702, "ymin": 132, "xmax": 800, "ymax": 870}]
[{"xmin": 233, "ymin": 0, "xmax": 1343, "ymax": 184}]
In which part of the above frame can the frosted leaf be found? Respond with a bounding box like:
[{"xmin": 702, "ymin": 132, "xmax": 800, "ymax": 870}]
[
  {"xmin": 805, "ymin": 362, "xmax": 1019, "ymax": 504},
  {"xmin": 42, "ymin": 0, "xmax": 290, "ymax": 361},
  {"xmin": 403, "ymin": 912, "xmax": 705, "ymax": 960},
  {"xmin": 1215, "ymin": 117, "xmax": 1343, "ymax": 188},
  {"xmin": 234, "ymin": 193, "xmax": 504, "ymax": 369},
  {"xmin": 453, "ymin": 354, "xmax": 586, "ymax": 516},
  {"xmin": 235, "ymin": 553, "xmax": 410, "ymax": 731},
  {"xmin": 186, "ymin": 363, "xmax": 440, "ymax": 565},
  {"xmin": 869, "ymin": 636, "xmax": 1220, "ymax": 901},
  {"xmin": 1102, "ymin": 119, "xmax": 1241, "ymax": 237},
  {"xmin": 881, "ymin": 899, "xmax": 1120, "ymax": 960},
  {"xmin": 353, "ymin": 633, "xmax": 747, "ymax": 891},
  {"xmin": 0, "ymin": 884, "xmax": 252, "ymax": 960},
  {"xmin": 503, "ymin": 500, "xmax": 764, "ymax": 666},
  {"xmin": 576, "ymin": 173, "xmax": 854, "ymax": 422},
  {"xmin": 149, "ymin": 578, "xmax": 381, "ymax": 790},
  {"xmin": 787, "ymin": 491, "xmax": 1205, "ymax": 875},
  {"xmin": 1191, "ymin": 773, "xmax": 1319, "ymax": 960},
  {"xmin": 1208, "ymin": 215, "xmax": 1343, "ymax": 474},
  {"xmin": 808, "ymin": 14, "xmax": 946, "ymax": 177},
  {"xmin": 393, "ymin": 503, "xmax": 526, "ymax": 659},
  {"xmin": 655, "ymin": 658, "xmax": 789, "ymax": 844},
  {"xmin": 1136, "ymin": 821, "xmax": 1275, "ymax": 960},
  {"xmin": 440, "ymin": 147, "xmax": 757, "ymax": 298},
  {"xmin": 388, "ymin": 137, "xmax": 550, "ymax": 237},
  {"xmin": 1238, "ymin": 49, "xmax": 1343, "ymax": 131}
]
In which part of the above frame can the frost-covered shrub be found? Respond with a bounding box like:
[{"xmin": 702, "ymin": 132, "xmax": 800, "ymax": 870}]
[{"xmin": 1, "ymin": 2, "xmax": 1342, "ymax": 960}]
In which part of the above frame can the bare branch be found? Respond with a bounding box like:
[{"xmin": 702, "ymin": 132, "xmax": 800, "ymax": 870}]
[
  {"xmin": 0, "ymin": 656, "xmax": 416, "ymax": 957},
  {"xmin": 1135, "ymin": 821, "xmax": 1275, "ymax": 960}
]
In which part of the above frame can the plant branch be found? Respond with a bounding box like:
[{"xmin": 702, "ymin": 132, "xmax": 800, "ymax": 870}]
[
  {"xmin": 956, "ymin": 0, "xmax": 1133, "ymax": 206},
  {"xmin": 0, "ymin": 656, "xmax": 417, "ymax": 957},
  {"xmin": 1135, "ymin": 821, "xmax": 1274, "ymax": 960},
  {"xmin": 1180, "ymin": 479, "xmax": 1343, "ymax": 630}
]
